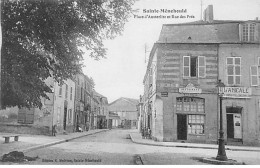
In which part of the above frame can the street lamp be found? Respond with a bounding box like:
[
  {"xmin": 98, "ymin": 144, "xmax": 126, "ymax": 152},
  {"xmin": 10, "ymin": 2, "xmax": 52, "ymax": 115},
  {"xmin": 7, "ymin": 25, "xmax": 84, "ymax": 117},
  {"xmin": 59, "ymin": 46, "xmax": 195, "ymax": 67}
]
[{"xmin": 216, "ymin": 80, "xmax": 228, "ymax": 161}]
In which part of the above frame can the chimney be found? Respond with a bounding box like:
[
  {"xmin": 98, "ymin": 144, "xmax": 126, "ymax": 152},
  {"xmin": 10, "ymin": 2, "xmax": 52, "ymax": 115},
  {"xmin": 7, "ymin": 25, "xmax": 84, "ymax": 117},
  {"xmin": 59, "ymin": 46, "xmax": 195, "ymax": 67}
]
[{"xmin": 203, "ymin": 5, "xmax": 214, "ymax": 23}]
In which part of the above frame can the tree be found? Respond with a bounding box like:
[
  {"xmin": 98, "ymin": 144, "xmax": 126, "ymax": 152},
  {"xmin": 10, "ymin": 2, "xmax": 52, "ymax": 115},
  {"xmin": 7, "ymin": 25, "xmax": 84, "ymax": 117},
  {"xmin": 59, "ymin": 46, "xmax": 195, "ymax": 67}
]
[{"xmin": 1, "ymin": 0, "xmax": 135, "ymax": 109}]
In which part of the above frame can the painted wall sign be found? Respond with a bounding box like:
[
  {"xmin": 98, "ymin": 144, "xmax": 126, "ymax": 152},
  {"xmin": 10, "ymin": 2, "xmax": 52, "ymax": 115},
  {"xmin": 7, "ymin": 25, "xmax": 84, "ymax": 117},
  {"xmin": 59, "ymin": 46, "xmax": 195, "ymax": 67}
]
[
  {"xmin": 179, "ymin": 83, "xmax": 202, "ymax": 94},
  {"xmin": 219, "ymin": 87, "xmax": 251, "ymax": 98}
]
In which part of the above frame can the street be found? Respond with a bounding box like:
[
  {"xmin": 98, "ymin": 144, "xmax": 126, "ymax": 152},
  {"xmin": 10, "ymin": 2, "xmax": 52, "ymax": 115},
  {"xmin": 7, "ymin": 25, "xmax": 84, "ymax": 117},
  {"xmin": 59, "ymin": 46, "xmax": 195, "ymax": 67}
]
[{"xmin": 4, "ymin": 129, "xmax": 260, "ymax": 165}]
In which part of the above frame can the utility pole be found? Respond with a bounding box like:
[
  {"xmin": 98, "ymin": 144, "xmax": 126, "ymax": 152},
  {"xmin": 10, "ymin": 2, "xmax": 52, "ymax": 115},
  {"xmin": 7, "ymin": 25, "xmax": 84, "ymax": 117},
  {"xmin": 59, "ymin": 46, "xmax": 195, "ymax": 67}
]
[
  {"xmin": 216, "ymin": 80, "xmax": 228, "ymax": 161},
  {"xmin": 0, "ymin": 0, "xmax": 2, "ymax": 110},
  {"xmin": 200, "ymin": 0, "xmax": 203, "ymax": 20}
]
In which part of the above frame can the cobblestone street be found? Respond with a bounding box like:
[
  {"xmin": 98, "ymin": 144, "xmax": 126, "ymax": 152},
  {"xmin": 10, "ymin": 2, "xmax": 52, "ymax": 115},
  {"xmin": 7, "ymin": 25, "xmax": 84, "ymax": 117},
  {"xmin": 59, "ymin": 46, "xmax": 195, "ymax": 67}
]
[{"xmin": 1, "ymin": 129, "xmax": 259, "ymax": 165}]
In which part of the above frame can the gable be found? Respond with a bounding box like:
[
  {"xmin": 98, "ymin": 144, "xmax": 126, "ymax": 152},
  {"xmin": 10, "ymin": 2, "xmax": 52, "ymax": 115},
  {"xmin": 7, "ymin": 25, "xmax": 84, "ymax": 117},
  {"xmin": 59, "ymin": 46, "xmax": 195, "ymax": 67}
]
[{"xmin": 108, "ymin": 98, "xmax": 138, "ymax": 112}]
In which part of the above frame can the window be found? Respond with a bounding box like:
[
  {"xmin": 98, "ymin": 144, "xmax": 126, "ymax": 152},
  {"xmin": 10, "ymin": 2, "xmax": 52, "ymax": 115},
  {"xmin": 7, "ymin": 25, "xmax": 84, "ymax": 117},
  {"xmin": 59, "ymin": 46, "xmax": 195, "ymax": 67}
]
[
  {"xmin": 70, "ymin": 87, "xmax": 73, "ymax": 100},
  {"xmin": 250, "ymin": 66, "xmax": 258, "ymax": 86},
  {"xmin": 183, "ymin": 56, "xmax": 206, "ymax": 78},
  {"xmin": 188, "ymin": 115, "xmax": 205, "ymax": 135},
  {"xmin": 57, "ymin": 107, "xmax": 61, "ymax": 124},
  {"xmin": 258, "ymin": 57, "xmax": 260, "ymax": 82},
  {"xmin": 65, "ymin": 84, "xmax": 68, "ymax": 99},
  {"xmin": 176, "ymin": 97, "xmax": 205, "ymax": 113},
  {"xmin": 241, "ymin": 23, "xmax": 256, "ymax": 42},
  {"xmin": 149, "ymin": 67, "xmax": 153, "ymax": 87},
  {"xmin": 227, "ymin": 57, "xmax": 241, "ymax": 85},
  {"xmin": 68, "ymin": 109, "xmax": 72, "ymax": 123},
  {"xmin": 58, "ymin": 85, "xmax": 62, "ymax": 97}
]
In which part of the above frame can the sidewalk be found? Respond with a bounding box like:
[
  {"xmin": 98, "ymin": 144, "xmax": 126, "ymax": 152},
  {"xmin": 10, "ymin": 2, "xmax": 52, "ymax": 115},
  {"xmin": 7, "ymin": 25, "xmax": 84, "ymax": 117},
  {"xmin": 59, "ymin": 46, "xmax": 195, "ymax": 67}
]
[
  {"xmin": 0, "ymin": 129, "xmax": 108, "ymax": 157},
  {"xmin": 129, "ymin": 130, "xmax": 260, "ymax": 152}
]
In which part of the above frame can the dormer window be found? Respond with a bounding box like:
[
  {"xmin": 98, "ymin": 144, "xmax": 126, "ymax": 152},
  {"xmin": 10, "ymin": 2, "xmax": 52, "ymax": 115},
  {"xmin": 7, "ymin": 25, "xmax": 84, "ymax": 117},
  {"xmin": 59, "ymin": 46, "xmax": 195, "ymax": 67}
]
[{"xmin": 241, "ymin": 23, "xmax": 256, "ymax": 42}]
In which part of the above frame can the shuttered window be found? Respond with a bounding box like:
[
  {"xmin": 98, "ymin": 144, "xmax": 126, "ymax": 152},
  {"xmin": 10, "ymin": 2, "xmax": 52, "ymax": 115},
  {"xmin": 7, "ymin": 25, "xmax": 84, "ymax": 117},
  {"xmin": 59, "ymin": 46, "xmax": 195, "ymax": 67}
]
[
  {"xmin": 65, "ymin": 84, "xmax": 68, "ymax": 99},
  {"xmin": 70, "ymin": 87, "xmax": 73, "ymax": 100},
  {"xmin": 183, "ymin": 56, "xmax": 206, "ymax": 78},
  {"xmin": 58, "ymin": 85, "xmax": 62, "ymax": 97},
  {"xmin": 251, "ymin": 65, "xmax": 258, "ymax": 86}
]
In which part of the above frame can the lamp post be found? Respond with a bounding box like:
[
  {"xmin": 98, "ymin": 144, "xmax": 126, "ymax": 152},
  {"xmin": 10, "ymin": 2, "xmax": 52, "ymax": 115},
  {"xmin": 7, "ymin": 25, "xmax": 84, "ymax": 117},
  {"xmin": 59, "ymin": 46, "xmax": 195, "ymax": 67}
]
[{"xmin": 216, "ymin": 80, "xmax": 228, "ymax": 161}]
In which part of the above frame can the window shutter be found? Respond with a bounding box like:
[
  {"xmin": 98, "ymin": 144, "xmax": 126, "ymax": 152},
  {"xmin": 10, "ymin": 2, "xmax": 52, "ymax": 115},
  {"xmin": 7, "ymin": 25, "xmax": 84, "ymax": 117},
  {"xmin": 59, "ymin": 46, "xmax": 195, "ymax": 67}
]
[
  {"xmin": 250, "ymin": 65, "xmax": 258, "ymax": 86},
  {"xmin": 18, "ymin": 108, "xmax": 26, "ymax": 123},
  {"xmin": 26, "ymin": 108, "xmax": 34, "ymax": 124},
  {"xmin": 183, "ymin": 56, "xmax": 190, "ymax": 77},
  {"xmin": 239, "ymin": 24, "xmax": 243, "ymax": 41},
  {"xmin": 198, "ymin": 56, "xmax": 206, "ymax": 78}
]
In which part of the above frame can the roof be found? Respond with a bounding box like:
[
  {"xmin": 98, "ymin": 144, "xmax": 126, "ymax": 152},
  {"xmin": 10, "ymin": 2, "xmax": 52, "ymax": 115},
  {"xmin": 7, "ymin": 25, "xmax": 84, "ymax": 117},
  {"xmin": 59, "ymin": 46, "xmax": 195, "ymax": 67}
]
[
  {"xmin": 109, "ymin": 97, "xmax": 139, "ymax": 106},
  {"xmin": 108, "ymin": 97, "xmax": 139, "ymax": 112},
  {"xmin": 158, "ymin": 20, "xmax": 260, "ymax": 44}
]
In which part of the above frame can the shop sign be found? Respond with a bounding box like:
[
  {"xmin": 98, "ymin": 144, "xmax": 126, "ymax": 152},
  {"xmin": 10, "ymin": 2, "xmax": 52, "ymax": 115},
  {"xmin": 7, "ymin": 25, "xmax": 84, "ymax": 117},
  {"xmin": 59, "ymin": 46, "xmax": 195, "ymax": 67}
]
[
  {"xmin": 219, "ymin": 87, "xmax": 251, "ymax": 98},
  {"xmin": 161, "ymin": 92, "xmax": 168, "ymax": 97},
  {"xmin": 179, "ymin": 83, "xmax": 202, "ymax": 94}
]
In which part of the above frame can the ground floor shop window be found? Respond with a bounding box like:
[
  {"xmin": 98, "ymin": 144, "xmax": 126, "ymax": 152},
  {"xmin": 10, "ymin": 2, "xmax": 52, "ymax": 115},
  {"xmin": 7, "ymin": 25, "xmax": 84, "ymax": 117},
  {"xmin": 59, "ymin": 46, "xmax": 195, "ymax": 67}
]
[
  {"xmin": 188, "ymin": 115, "xmax": 205, "ymax": 135},
  {"xmin": 176, "ymin": 97, "xmax": 205, "ymax": 113}
]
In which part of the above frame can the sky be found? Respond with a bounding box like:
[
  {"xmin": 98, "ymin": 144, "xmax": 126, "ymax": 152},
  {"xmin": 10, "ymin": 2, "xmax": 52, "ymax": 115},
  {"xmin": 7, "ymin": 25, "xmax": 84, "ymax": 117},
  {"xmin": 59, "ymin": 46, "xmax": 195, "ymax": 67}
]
[{"xmin": 82, "ymin": 0, "xmax": 260, "ymax": 103}]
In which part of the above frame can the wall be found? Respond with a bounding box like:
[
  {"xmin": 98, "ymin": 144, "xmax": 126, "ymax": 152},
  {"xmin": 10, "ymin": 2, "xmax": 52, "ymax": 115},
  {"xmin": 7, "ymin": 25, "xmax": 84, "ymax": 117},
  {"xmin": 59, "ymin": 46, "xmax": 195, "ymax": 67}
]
[
  {"xmin": 218, "ymin": 44, "xmax": 260, "ymax": 145},
  {"xmin": 151, "ymin": 43, "xmax": 219, "ymax": 143},
  {"xmin": 53, "ymin": 78, "xmax": 75, "ymax": 133}
]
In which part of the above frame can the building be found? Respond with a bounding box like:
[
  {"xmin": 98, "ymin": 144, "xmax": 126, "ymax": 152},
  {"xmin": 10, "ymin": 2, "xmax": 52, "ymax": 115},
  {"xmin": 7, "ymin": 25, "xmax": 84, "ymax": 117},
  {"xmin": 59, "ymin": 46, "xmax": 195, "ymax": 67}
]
[
  {"xmin": 137, "ymin": 95, "xmax": 144, "ymax": 133},
  {"xmin": 0, "ymin": 77, "xmax": 75, "ymax": 135},
  {"xmin": 74, "ymin": 73, "xmax": 94, "ymax": 132},
  {"xmin": 108, "ymin": 97, "xmax": 139, "ymax": 129},
  {"xmin": 93, "ymin": 91, "xmax": 109, "ymax": 129},
  {"xmin": 108, "ymin": 111, "xmax": 120, "ymax": 129},
  {"xmin": 52, "ymin": 78, "xmax": 75, "ymax": 133},
  {"xmin": 143, "ymin": 5, "xmax": 260, "ymax": 146}
]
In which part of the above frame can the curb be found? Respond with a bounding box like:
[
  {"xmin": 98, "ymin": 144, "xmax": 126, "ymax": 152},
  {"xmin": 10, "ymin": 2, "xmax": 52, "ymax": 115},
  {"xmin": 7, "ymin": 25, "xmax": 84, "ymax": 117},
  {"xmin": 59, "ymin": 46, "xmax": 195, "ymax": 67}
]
[
  {"xmin": 21, "ymin": 129, "xmax": 108, "ymax": 153},
  {"xmin": 129, "ymin": 134, "xmax": 260, "ymax": 152},
  {"xmin": 201, "ymin": 157, "xmax": 245, "ymax": 165}
]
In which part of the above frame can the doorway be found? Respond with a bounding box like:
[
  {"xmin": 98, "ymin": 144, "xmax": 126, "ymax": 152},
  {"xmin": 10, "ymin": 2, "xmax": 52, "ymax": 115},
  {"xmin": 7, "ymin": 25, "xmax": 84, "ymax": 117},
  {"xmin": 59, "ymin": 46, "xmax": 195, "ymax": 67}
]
[
  {"xmin": 63, "ymin": 107, "xmax": 67, "ymax": 130},
  {"xmin": 226, "ymin": 107, "xmax": 242, "ymax": 140},
  {"xmin": 177, "ymin": 114, "xmax": 187, "ymax": 140}
]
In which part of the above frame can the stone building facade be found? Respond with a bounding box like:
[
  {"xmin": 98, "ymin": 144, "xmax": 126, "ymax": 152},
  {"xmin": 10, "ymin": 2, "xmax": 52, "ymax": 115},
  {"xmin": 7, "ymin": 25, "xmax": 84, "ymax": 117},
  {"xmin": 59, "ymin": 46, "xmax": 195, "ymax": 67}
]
[{"xmin": 143, "ymin": 5, "xmax": 260, "ymax": 146}]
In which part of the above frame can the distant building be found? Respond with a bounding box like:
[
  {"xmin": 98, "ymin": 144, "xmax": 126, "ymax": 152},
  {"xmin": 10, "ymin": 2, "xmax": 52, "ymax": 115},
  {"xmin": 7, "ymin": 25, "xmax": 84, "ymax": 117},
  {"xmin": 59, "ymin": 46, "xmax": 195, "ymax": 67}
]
[
  {"xmin": 93, "ymin": 91, "xmax": 109, "ymax": 129},
  {"xmin": 143, "ymin": 5, "xmax": 260, "ymax": 146},
  {"xmin": 74, "ymin": 73, "xmax": 94, "ymax": 132},
  {"xmin": 0, "ymin": 71, "xmax": 109, "ymax": 135},
  {"xmin": 108, "ymin": 97, "xmax": 139, "ymax": 129}
]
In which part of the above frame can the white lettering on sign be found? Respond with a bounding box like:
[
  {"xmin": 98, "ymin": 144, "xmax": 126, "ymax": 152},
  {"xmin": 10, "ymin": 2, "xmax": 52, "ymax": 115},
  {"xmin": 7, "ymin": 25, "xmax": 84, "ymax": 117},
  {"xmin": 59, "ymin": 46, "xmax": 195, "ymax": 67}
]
[
  {"xmin": 179, "ymin": 83, "xmax": 202, "ymax": 94},
  {"xmin": 219, "ymin": 87, "xmax": 251, "ymax": 98}
]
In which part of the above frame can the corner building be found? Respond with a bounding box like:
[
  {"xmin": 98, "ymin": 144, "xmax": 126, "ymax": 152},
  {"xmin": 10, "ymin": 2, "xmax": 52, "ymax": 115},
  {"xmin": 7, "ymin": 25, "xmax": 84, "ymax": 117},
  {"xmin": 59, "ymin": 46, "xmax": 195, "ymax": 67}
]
[{"xmin": 143, "ymin": 5, "xmax": 260, "ymax": 146}]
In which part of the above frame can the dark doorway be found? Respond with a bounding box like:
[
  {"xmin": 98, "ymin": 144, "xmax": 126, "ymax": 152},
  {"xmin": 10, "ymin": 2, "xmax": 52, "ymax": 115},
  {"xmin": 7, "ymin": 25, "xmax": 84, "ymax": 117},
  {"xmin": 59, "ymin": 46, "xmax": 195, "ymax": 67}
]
[
  {"xmin": 177, "ymin": 114, "xmax": 187, "ymax": 140},
  {"xmin": 227, "ymin": 114, "xmax": 234, "ymax": 138},
  {"xmin": 63, "ymin": 107, "xmax": 67, "ymax": 130}
]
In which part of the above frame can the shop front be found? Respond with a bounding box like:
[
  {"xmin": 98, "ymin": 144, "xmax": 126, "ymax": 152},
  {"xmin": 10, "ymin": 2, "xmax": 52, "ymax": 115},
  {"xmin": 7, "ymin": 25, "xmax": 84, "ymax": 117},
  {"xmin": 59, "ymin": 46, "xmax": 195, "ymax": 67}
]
[
  {"xmin": 220, "ymin": 86, "xmax": 252, "ymax": 145},
  {"xmin": 170, "ymin": 83, "xmax": 219, "ymax": 144}
]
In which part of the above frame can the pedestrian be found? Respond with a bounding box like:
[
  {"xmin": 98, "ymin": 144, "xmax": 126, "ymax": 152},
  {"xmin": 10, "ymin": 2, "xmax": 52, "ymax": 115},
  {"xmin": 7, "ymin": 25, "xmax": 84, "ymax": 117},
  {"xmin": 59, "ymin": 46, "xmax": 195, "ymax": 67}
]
[
  {"xmin": 148, "ymin": 128, "xmax": 151, "ymax": 139},
  {"xmin": 52, "ymin": 125, "xmax": 57, "ymax": 136},
  {"xmin": 144, "ymin": 127, "xmax": 148, "ymax": 139},
  {"xmin": 141, "ymin": 127, "xmax": 145, "ymax": 139}
]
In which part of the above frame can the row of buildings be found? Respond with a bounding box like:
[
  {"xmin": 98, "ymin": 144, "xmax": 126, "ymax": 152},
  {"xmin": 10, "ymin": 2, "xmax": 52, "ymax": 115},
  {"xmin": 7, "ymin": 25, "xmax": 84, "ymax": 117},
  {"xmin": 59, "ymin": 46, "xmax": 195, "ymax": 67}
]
[
  {"xmin": 139, "ymin": 5, "xmax": 260, "ymax": 146},
  {"xmin": 0, "ymin": 72, "xmax": 109, "ymax": 135}
]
